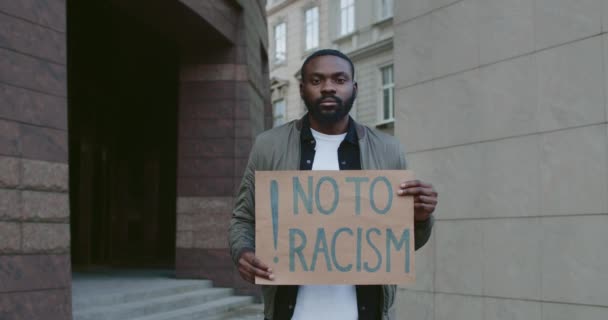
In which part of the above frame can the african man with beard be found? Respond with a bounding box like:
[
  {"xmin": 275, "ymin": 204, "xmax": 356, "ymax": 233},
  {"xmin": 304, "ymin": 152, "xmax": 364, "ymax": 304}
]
[{"xmin": 228, "ymin": 49, "xmax": 437, "ymax": 320}]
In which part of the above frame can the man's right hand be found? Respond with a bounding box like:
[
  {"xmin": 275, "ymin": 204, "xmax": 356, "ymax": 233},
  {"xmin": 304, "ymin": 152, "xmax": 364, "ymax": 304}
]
[{"xmin": 238, "ymin": 251, "xmax": 275, "ymax": 283}]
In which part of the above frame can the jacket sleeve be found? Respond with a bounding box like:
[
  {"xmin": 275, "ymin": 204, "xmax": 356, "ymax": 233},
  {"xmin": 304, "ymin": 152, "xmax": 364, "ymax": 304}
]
[
  {"xmin": 414, "ymin": 215, "xmax": 434, "ymax": 250},
  {"xmin": 228, "ymin": 139, "xmax": 259, "ymax": 265}
]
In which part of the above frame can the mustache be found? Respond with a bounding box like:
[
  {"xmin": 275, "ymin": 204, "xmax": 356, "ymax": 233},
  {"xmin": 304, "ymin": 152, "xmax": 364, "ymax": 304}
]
[{"xmin": 316, "ymin": 96, "xmax": 343, "ymax": 105}]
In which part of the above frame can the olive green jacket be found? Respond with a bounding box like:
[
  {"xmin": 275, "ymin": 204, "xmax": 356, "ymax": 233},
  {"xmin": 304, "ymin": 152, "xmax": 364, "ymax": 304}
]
[{"xmin": 228, "ymin": 117, "xmax": 434, "ymax": 320}]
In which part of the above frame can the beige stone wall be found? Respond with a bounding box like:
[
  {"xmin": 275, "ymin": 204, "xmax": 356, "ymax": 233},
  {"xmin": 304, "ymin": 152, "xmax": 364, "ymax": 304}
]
[
  {"xmin": 351, "ymin": 49, "xmax": 393, "ymax": 127},
  {"xmin": 268, "ymin": 0, "xmax": 396, "ymax": 129},
  {"xmin": 268, "ymin": 0, "xmax": 332, "ymax": 122},
  {"xmin": 394, "ymin": 0, "xmax": 608, "ymax": 318}
]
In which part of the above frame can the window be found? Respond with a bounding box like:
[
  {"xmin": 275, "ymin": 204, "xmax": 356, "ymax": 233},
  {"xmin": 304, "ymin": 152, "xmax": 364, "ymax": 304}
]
[
  {"xmin": 274, "ymin": 22, "xmax": 286, "ymax": 64},
  {"xmin": 379, "ymin": 0, "xmax": 393, "ymax": 20},
  {"xmin": 305, "ymin": 7, "xmax": 319, "ymax": 51},
  {"xmin": 339, "ymin": 0, "xmax": 355, "ymax": 36},
  {"xmin": 380, "ymin": 65, "xmax": 394, "ymax": 121},
  {"xmin": 273, "ymin": 99, "xmax": 286, "ymax": 126}
]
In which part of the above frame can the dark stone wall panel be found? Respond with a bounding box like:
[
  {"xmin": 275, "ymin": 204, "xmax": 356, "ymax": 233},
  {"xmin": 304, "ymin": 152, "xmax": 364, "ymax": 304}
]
[
  {"xmin": 178, "ymin": 158, "xmax": 235, "ymax": 178},
  {"xmin": 175, "ymin": 248, "xmax": 259, "ymax": 296},
  {"xmin": 178, "ymin": 119, "xmax": 235, "ymax": 139},
  {"xmin": 175, "ymin": 0, "xmax": 270, "ymax": 296},
  {"xmin": 0, "ymin": 254, "xmax": 71, "ymax": 293},
  {"xmin": 178, "ymin": 0, "xmax": 236, "ymax": 42},
  {"xmin": 178, "ymin": 138, "xmax": 235, "ymax": 159},
  {"xmin": 0, "ymin": 119, "xmax": 20, "ymax": 157},
  {"xmin": 180, "ymin": 81, "xmax": 236, "ymax": 102},
  {"xmin": 20, "ymin": 124, "xmax": 67, "ymax": 162},
  {"xmin": 234, "ymin": 158, "xmax": 249, "ymax": 178},
  {"xmin": 0, "ymin": 83, "xmax": 67, "ymax": 130},
  {"xmin": 0, "ymin": 11, "xmax": 66, "ymax": 64},
  {"xmin": 235, "ymin": 120, "xmax": 252, "ymax": 138},
  {"xmin": 177, "ymin": 177, "xmax": 235, "ymax": 197},
  {"xmin": 234, "ymin": 139, "xmax": 252, "ymax": 158},
  {"xmin": 208, "ymin": 1, "xmax": 239, "ymax": 28},
  {"xmin": 0, "ymin": 48, "xmax": 66, "ymax": 97},
  {"xmin": 0, "ymin": 289, "xmax": 71, "ymax": 320},
  {"xmin": 179, "ymin": 100, "xmax": 235, "ymax": 120},
  {"xmin": 0, "ymin": 0, "xmax": 66, "ymax": 32},
  {"xmin": 0, "ymin": 119, "xmax": 67, "ymax": 162},
  {"xmin": 180, "ymin": 46, "xmax": 235, "ymax": 65},
  {"xmin": 234, "ymin": 98, "xmax": 252, "ymax": 120}
]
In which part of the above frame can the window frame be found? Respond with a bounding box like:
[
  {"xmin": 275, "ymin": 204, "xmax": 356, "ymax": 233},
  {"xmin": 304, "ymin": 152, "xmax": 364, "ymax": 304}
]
[
  {"xmin": 304, "ymin": 6, "xmax": 320, "ymax": 51},
  {"xmin": 378, "ymin": 0, "xmax": 393, "ymax": 21},
  {"xmin": 273, "ymin": 99, "xmax": 287, "ymax": 127},
  {"xmin": 379, "ymin": 64, "xmax": 395, "ymax": 123},
  {"xmin": 273, "ymin": 21, "xmax": 287, "ymax": 65},
  {"xmin": 339, "ymin": 0, "xmax": 355, "ymax": 36}
]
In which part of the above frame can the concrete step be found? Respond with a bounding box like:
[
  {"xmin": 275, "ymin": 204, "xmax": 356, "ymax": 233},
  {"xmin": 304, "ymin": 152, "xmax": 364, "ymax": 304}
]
[
  {"xmin": 73, "ymin": 280, "xmax": 213, "ymax": 309},
  {"xmin": 73, "ymin": 288, "xmax": 233, "ymax": 320},
  {"xmin": 130, "ymin": 296, "xmax": 255, "ymax": 320}
]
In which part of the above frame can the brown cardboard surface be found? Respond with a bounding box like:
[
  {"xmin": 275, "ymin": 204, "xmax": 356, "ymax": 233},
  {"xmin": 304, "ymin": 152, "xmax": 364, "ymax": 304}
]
[{"xmin": 255, "ymin": 170, "xmax": 415, "ymax": 285}]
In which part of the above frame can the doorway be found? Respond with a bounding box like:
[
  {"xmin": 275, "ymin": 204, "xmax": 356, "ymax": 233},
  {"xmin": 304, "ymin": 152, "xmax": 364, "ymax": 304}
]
[{"xmin": 68, "ymin": 1, "xmax": 178, "ymax": 268}]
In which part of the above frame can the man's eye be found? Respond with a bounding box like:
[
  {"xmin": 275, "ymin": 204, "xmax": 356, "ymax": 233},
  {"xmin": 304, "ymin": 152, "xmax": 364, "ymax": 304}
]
[
  {"xmin": 335, "ymin": 78, "xmax": 346, "ymax": 84},
  {"xmin": 311, "ymin": 79, "xmax": 320, "ymax": 84}
]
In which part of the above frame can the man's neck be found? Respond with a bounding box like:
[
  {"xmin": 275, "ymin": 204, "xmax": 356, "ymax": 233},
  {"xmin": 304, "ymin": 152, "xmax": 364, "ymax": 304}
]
[{"xmin": 308, "ymin": 114, "xmax": 349, "ymax": 135}]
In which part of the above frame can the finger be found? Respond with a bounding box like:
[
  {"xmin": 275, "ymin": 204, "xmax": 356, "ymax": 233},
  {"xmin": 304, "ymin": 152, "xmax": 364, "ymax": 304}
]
[
  {"xmin": 241, "ymin": 259, "xmax": 274, "ymax": 280},
  {"xmin": 398, "ymin": 187, "xmax": 435, "ymax": 196},
  {"xmin": 238, "ymin": 266, "xmax": 255, "ymax": 283},
  {"xmin": 240, "ymin": 254, "xmax": 272, "ymax": 272},
  {"xmin": 416, "ymin": 195, "xmax": 438, "ymax": 205},
  {"xmin": 400, "ymin": 180, "xmax": 421, "ymax": 189},
  {"xmin": 401, "ymin": 180, "xmax": 433, "ymax": 189},
  {"xmin": 252, "ymin": 266, "xmax": 275, "ymax": 280},
  {"xmin": 414, "ymin": 203, "xmax": 435, "ymax": 212},
  {"xmin": 251, "ymin": 255, "xmax": 272, "ymax": 272},
  {"xmin": 414, "ymin": 211, "xmax": 431, "ymax": 222}
]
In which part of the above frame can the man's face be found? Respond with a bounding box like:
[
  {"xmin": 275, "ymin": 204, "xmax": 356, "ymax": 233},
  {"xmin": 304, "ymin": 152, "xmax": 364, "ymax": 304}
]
[{"xmin": 300, "ymin": 55, "xmax": 358, "ymax": 125}]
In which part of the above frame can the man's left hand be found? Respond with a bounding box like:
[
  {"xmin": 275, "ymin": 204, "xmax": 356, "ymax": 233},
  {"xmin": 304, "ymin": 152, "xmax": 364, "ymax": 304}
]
[{"xmin": 397, "ymin": 180, "xmax": 438, "ymax": 222}]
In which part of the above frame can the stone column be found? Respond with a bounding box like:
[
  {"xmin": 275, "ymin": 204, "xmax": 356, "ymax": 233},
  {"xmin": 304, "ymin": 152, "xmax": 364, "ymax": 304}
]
[
  {"xmin": 0, "ymin": 0, "xmax": 72, "ymax": 319},
  {"xmin": 175, "ymin": 0, "xmax": 270, "ymax": 296},
  {"xmin": 175, "ymin": 56, "xmax": 260, "ymax": 294}
]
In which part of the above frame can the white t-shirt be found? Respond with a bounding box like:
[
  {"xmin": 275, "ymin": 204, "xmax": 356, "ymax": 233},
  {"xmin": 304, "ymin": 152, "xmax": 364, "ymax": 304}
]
[{"xmin": 291, "ymin": 128, "xmax": 358, "ymax": 320}]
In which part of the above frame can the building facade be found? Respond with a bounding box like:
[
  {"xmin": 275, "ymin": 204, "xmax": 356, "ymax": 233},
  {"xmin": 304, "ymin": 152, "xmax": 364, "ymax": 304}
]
[
  {"xmin": 267, "ymin": 0, "xmax": 397, "ymax": 134},
  {"xmin": 394, "ymin": 0, "xmax": 608, "ymax": 319},
  {"xmin": 0, "ymin": 0, "xmax": 270, "ymax": 318}
]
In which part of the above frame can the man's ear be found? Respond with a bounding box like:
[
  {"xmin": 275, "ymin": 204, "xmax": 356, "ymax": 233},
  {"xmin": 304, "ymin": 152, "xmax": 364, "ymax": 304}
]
[
  {"xmin": 299, "ymin": 82, "xmax": 304, "ymax": 98},
  {"xmin": 353, "ymin": 81, "xmax": 358, "ymax": 95}
]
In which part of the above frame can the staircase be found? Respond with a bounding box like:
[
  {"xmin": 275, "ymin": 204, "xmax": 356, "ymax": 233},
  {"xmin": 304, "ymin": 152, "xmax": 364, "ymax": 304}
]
[{"xmin": 72, "ymin": 270, "xmax": 263, "ymax": 320}]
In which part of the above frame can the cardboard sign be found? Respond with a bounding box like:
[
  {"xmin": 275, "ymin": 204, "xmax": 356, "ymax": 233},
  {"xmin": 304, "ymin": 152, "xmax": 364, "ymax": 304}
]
[{"xmin": 255, "ymin": 170, "xmax": 415, "ymax": 285}]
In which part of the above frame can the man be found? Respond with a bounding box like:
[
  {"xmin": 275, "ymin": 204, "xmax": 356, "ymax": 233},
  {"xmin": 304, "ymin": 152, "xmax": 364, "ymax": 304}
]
[{"xmin": 228, "ymin": 49, "xmax": 437, "ymax": 320}]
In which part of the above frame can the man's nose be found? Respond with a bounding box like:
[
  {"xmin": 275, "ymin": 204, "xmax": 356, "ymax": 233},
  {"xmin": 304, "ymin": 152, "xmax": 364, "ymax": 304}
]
[{"xmin": 320, "ymin": 81, "xmax": 336, "ymax": 94}]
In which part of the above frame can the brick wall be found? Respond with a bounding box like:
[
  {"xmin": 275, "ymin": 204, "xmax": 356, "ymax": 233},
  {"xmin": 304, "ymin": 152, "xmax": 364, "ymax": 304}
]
[{"xmin": 0, "ymin": 0, "xmax": 71, "ymax": 319}]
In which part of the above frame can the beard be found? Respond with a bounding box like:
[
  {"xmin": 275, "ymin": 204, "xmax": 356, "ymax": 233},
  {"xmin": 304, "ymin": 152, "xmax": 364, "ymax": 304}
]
[{"xmin": 303, "ymin": 91, "xmax": 357, "ymax": 125}]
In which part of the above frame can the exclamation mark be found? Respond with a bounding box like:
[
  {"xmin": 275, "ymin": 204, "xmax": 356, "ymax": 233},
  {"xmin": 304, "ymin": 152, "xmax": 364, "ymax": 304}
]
[{"xmin": 270, "ymin": 180, "xmax": 279, "ymax": 263}]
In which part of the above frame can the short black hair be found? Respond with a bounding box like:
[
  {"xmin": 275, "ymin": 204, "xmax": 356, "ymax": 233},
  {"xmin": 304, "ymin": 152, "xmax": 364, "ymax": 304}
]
[{"xmin": 300, "ymin": 49, "xmax": 355, "ymax": 80}]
